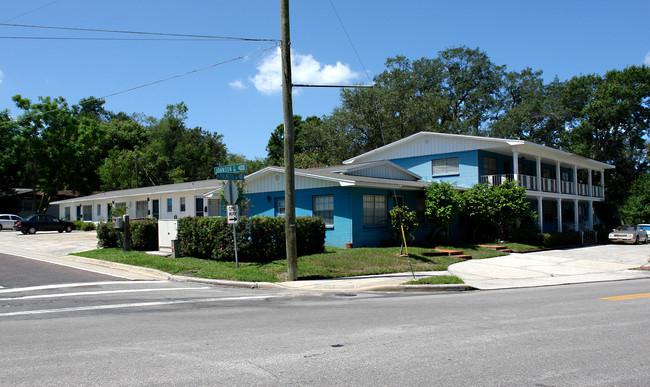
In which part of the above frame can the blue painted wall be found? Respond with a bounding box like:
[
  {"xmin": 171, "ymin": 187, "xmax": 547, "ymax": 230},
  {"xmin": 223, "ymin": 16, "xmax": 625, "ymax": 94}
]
[
  {"xmin": 244, "ymin": 186, "xmax": 429, "ymax": 248},
  {"xmin": 390, "ymin": 150, "xmax": 479, "ymax": 188}
]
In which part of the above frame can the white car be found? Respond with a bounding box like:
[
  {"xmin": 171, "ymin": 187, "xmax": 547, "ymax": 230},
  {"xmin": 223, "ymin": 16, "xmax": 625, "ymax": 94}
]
[
  {"xmin": 0, "ymin": 214, "xmax": 23, "ymax": 231},
  {"xmin": 608, "ymin": 225, "xmax": 649, "ymax": 244}
]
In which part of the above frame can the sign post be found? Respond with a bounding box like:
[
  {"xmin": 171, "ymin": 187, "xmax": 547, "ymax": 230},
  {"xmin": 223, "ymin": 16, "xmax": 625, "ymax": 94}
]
[
  {"xmin": 227, "ymin": 204, "xmax": 239, "ymax": 268},
  {"xmin": 216, "ymin": 164, "xmax": 246, "ymax": 269}
]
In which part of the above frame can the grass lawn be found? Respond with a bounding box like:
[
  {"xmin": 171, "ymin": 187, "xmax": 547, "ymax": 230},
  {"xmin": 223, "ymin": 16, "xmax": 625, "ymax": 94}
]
[
  {"xmin": 73, "ymin": 244, "xmax": 512, "ymax": 283},
  {"xmin": 405, "ymin": 275, "xmax": 465, "ymax": 285}
]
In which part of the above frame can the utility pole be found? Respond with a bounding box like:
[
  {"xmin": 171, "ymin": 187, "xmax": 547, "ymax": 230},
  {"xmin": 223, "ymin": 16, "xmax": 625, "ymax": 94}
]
[
  {"xmin": 280, "ymin": 0, "xmax": 298, "ymax": 281},
  {"xmin": 135, "ymin": 154, "xmax": 139, "ymax": 189}
]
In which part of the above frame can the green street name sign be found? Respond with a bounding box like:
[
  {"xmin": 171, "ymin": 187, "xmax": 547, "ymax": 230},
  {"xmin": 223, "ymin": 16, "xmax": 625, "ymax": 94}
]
[
  {"xmin": 216, "ymin": 172, "xmax": 245, "ymax": 181},
  {"xmin": 214, "ymin": 164, "xmax": 247, "ymax": 174}
]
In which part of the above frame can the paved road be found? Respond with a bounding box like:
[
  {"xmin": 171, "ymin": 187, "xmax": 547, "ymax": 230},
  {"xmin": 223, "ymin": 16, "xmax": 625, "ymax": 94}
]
[
  {"xmin": 0, "ymin": 279, "xmax": 648, "ymax": 385},
  {"xmin": 0, "ymin": 252, "xmax": 125, "ymax": 288}
]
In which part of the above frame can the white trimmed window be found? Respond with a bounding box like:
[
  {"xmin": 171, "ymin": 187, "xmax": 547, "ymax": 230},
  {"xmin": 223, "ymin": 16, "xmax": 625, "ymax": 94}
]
[
  {"xmin": 363, "ymin": 195, "xmax": 387, "ymax": 225},
  {"xmin": 432, "ymin": 157, "xmax": 459, "ymax": 176},
  {"xmin": 82, "ymin": 205, "xmax": 92, "ymax": 220},
  {"xmin": 276, "ymin": 199, "xmax": 285, "ymax": 217},
  {"xmin": 313, "ymin": 195, "xmax": 334, "ymax": 226},
  {"xmin": 136, "ymin": 200, "xmax": 148, "ymax": 218},
  {"xmin": 180, "ymin": 197, "xmax": 186, "ymax": 212}
]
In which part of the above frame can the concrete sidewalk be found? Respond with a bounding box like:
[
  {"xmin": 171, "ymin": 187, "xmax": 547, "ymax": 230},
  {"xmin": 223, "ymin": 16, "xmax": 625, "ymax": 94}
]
[
  {"xmin": 448, "ymin": 244, "xmax": 650, "ymax": 289},
  {"xmin": 1, "ymin": 230, "xmax": 649, "ymax": 292}
]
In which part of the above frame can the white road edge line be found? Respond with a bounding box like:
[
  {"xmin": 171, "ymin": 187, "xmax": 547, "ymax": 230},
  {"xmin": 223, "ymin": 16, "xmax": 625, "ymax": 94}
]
[
  {"xmin": 0, "ymin": 280, "xmax": 167, "ymax": 294},
  {"xmin": 0, "ymin": 295, "xmax": 274, "ymax": 317},
  {"xmin": 0, "ymin": 286, "xmax": 211, "ymax": 301}
]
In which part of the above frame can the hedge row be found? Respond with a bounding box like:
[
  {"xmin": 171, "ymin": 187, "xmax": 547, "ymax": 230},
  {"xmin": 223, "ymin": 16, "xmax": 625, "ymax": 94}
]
[
  {"xmin": 97, "ymin": 218, "xmax": 159, "ymax": 251},
  {"xmin": 73, "ymin": 220, "xmax": 96, "ymax": 231},
  {"xmin": 540, "ymin": 231, "xmax": 582, "ymax": 247},
  {"xmin": 177, "ymin": 216, "xmax": 325, "ymax": 262}
]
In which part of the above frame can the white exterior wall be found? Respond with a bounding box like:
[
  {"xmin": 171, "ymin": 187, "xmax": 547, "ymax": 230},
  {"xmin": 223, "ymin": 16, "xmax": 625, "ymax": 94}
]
[{"xmin": 58, "ymin": 192, "xmax": 215, "ymax": 222}]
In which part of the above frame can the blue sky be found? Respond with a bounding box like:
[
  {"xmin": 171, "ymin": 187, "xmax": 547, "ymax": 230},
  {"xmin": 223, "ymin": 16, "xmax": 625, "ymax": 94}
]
[{"xmin": 1, "ymin": 0, "xmax": 649, "ymax": 160}]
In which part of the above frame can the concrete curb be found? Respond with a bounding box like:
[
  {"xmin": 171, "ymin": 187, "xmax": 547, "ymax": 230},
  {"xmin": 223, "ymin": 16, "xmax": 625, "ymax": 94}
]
[
  {"xmin": 65, "ymin": 255, "xmax": 171, "ymax": 280},
  {"xmin": 170, "ymin": 275, "xmax": 284, "ymax": 290},
  {"xmin": 402, "ymin": 284, "xmax": 474, "ymax": 292},
  {"xmin": 169, "ymin": 274, "xmax": 472, "ymax": 293}
]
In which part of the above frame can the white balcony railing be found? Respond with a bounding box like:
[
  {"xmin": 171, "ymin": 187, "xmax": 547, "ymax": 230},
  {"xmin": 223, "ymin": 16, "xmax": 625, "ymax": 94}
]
[
  {"xmin": 541, "ymin": 178, "xmax": 557, "ymax": 193},
  {"xmin": 479, "ymin": 174, "xmax": 603, "ymax": 198},
  {"xmin": 479, "ymin": 174, "xmax": 538, "ymax": 191}
]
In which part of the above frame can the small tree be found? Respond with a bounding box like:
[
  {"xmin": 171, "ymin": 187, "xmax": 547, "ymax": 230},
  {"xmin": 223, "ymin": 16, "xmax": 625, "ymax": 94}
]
[
  {"xmin": 424, "ymin": 181, "xmax": 463, "ymax": 238},
  {"xmin": 390, "ymin": 206, "xmax": 419, "ymax": 254},
  {"xmin": 390, "ymin": 205, "xmax": 419, "ymax": 249},
  {"xmin": 463, "ymin": 181, "xmax": 530, "ymax": 241},
  {"xmin": 491, "ymin": 181, "xmax": 530, "ymax": 238}
]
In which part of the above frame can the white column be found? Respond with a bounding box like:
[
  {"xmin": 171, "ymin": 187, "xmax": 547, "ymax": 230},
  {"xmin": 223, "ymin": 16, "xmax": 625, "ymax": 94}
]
[
  {"xmin": 512, "ymin": 150, "xmax": 519, "ymax": 182},
  {"xmin": 537, "ymin": 197, "xmax": 544, "ymax": 232},
  {"xmin": 573, "ymin": 199, "xmax": 579, "ymax": 231},
  {"xmin": 588, "ymin": 201, "xmax": 594, "ymax": 230},
  {"xmin": 557, "ymin": 198, "xmax": 563, "ymax": 232},
  {"xmin": 536, "ymin": 156, "xmax": 542, "ymax": 191},
  {"xmin": 555, "ymin": 161, "xmax": 561, "ymax": 194},
  {"xmin": 588, "ymin": 168, "xmax": 593, "ymax": 196},
  {"xmin": 573, "ymin": 165, "xmax": 578, "ymax": 196},
  {"xmin": 600, "ymin": 170, "xmax": 605, "ymax": 199}
]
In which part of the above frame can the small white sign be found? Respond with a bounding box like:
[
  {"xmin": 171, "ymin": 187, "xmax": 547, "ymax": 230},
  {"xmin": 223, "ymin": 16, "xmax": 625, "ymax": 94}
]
[{"xmin": 227, "ymin": 205, "xmax": 239, "ymax": 224}]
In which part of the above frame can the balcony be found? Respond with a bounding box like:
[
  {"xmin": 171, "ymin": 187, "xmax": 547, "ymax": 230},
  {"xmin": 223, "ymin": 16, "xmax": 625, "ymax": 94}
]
[
  {"xmin": 479, "ymin": 174, "xmax": 603, "ymax": 198},
  {"xmin": 480, "ymin": 174, "xmax": 538, "ymax": 191}
]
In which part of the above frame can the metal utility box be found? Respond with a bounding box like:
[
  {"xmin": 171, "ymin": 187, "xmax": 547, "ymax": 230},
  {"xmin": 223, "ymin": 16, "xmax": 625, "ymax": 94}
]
[
  {"xmin": 113, "ymin": 217, "xmax": 123, "ymax": 229},
  {"xmin": 158, "ymin": 219, "xmax": 178, "ymax": 251}
]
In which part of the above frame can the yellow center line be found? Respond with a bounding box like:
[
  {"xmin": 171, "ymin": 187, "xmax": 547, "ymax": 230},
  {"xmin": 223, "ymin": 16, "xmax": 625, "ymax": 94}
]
[{"xmin": 601, "ymin": 293, "xmax": 650, "ymax": 301}]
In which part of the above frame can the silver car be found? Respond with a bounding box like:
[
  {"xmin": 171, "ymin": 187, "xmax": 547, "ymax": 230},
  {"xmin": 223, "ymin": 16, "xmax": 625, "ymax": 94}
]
[
  {"xmin": 0, "ymin": 214, "xmax": 23, "ymax": 231},
  {"xmin": 608, "ymin": 225, "xmax": 649, "ymax": 244}
]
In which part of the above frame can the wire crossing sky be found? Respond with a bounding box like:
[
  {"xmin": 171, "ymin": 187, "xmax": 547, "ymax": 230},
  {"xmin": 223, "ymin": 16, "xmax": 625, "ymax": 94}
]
[{"xmin": 1, "ymin": 0, "xmax": 648, "ymax": 159}]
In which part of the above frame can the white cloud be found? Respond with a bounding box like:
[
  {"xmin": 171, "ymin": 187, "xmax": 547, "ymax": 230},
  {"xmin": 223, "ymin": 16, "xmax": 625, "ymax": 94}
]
[
  {"xmin": 0, "ymin": 69, "xmax": 3, "ymax": 84},
  {"xmin": 645, "ymin": 51, "xmax": 650, "ymax": 66},
  {"xmin": 229, "ymin": 79, "xmax": 248, "ymax": 90},
  {"xmin": 250, "ymin": 47, "xmax": 359, "ymax": 95}
]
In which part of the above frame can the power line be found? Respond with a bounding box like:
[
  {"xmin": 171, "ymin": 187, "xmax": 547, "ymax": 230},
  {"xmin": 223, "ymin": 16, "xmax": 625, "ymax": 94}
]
[
  {"xmin": 0, "ymin": 36, "xmax": 236, "ymax": 41},
  {"xmin": 0, "ymin": 46, "xmax": 278, "ymax": 126},
  {"xmin": 1, "ymin": 0, "xmax": 62, "ymax": 24},
  {"xmin": 0, "ymin": 22, "xmax": 279, "ymax": 43},
  {"xmin": 99, "ymin": 56, "xmax": 246, "ymax": 99}
]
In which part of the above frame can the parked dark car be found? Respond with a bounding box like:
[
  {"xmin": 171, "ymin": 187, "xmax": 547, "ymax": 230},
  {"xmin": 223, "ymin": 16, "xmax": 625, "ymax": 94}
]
[{"xmin": 13, "ymin": 214, "xmax": 75, "ymax": 234}]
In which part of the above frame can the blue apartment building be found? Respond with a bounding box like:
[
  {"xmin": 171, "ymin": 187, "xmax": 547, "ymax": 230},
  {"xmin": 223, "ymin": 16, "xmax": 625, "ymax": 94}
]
[{"xmin": 54, "ymin": 132, "xmax": 613, "ymax": 248}]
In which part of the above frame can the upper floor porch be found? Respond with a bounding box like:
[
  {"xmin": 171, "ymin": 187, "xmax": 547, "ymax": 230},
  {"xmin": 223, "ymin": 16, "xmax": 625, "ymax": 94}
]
[
  {"xmin": 479, "ymin": 173, "xmax": 604, "ymax": 198},
  {"xmin": 477, "ymin": 148, "xmax": 608, "ymax": 199}
]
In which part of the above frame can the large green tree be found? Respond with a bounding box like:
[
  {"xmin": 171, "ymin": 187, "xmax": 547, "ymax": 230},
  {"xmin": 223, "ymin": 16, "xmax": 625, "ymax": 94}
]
[
  {"xmin": 621, "ymin": 173, "xmax": 650, "ymax": 224},
  {"xmin": 562, "ymin": 66, "xmax": 650, "ymax": 225}
]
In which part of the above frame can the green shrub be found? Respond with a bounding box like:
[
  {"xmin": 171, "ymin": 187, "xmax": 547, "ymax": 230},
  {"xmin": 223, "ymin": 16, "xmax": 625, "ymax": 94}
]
[
  {"xmin": 97, "ymin": 222, "xmax": 121, "ymax": 248},
  {"xmin": 540, "ymin": 232, "xmax": 582, "ymax": 247},
  {"xmin": 96, "ymin": 218, "xmax": 158, "ymax": 251},
  {"xmin": 73, "ymin": 220, "xmax": 96, "ymax": 231},
  {"xmin": 177, "ymin": 216, "xmax": 326, "ymax": 263},
  {"xmin": 130, "ymin": 218, "xmax": 158, "ymax": 251},
  {"xmin": 296, "ymin": 216, "xmax": 326, "ymax": 255}
]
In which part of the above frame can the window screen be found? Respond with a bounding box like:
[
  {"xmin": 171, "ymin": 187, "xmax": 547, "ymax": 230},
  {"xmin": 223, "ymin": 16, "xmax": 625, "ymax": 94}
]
[{"xmin": 432, "ymin": 157, "xmax": 459, "ymax": 176}]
